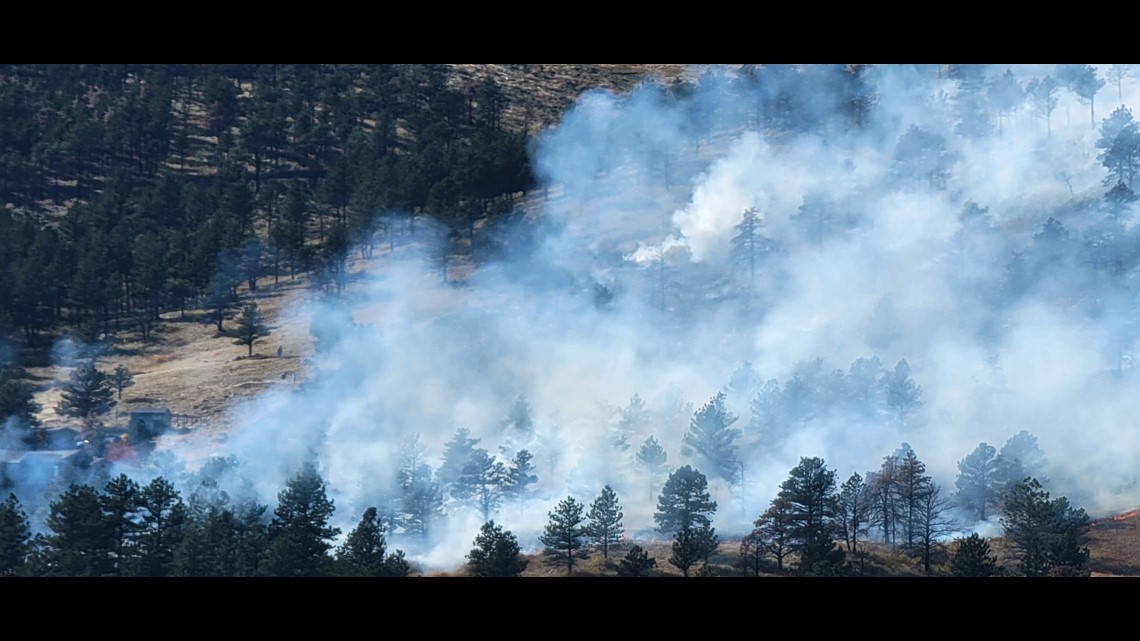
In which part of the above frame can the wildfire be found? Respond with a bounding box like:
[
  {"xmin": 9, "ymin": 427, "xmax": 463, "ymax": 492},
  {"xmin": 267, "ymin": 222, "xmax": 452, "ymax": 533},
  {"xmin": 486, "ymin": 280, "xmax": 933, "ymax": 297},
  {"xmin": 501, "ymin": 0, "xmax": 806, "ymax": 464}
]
[{"xmin": 1091, "ymin": 508, "xmax": 1140, "ymax": 527}]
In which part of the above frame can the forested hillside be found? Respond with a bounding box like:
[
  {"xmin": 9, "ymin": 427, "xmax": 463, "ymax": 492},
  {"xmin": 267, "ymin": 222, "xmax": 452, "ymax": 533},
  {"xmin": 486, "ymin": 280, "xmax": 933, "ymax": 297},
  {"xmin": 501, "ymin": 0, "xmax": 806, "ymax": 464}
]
[
  {"xmin": 1, "ymin": 64, "xmax": 1139, "ymax": 577},
  {"xmin": 0, "ymin": 64, "xmax": 536, "ymax": 345}
]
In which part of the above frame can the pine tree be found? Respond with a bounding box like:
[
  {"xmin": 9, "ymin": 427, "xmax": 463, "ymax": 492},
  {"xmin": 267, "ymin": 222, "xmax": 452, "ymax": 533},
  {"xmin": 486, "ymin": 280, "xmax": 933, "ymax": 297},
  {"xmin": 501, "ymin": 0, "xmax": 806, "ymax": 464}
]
[
  {"xmin": 616, "ymin": 544, "xmax": 656, "ymax": 577},
  {"xmin": 384, "ymin": 549, "xmax": 411, "ymax": 577},
  {"xmin": 398, "ymin": 459, "xmax": 442, "ymax": 539},
  {"xmin": 955, "ymin": 442, "xmax": 1001, "ymax": 521},
  {"xmin": 438, "ymin": 427, "xmax": 480, "ymax": 492},
  {"xmin": 880, "ymin": 358, "xmax": 922, "ymax": 420},
  {"xmin": 540, "ymin": 496, "xmax": 588, "ymax": 575},
  {"xmin": 229, "ymin": 500, "xmax": 271, "ymax": 577},
  {"xmin": 681, "ymin": 392, "xmax": 741, "ymax": 484},
  {"xmin": 263, "ymin": 462, "xmax": 341, "ymax": 577},
  {"xmin": 730, "ymin": 208, "xmax": 773, "ymax": 298},
  {"xmin": 0, "ymin": 363, "xmax": 40, "ymax": 431},
  {"xmin": 586, "ymin": 485, "xmax": 624, "ymax": 562},
  {"xmin": 134, "ymin": 477, "xmax": 187, "ymax": 577},
  {"xmin": 1001, "ymin": 478, "xmax": 1090, "ymax": 577},
  {"xmin": 893, "ymin": 125, "xmax": 953, "ymax": 189},
  {"xmin": 336, "ymin": 507, "xmax": 407, "ymax": 577},
  {"xmin": 396, "ymin": 433, "xmax": 443, "ymax": 540},
  {"xmin": 636, "ymin": 435, "xmax": 668, "ymax": 501},
  {"xmin": 615, "ymin": 393, "xmax": 650, "ymax": 450},
  {"xmin": 170, "ymin": 518, "xmax": 212, "ymax": 577},
  {"xmin": 55, "ymin": 361, "xmax": 115, "ymax": 420},
  {"xmin": 776, "ymin": 456, "xmax": 844, "ymax": 575},
  {"xmin": 205, "ymin": 275, "xmax": 238, "ymax": 333},
  {"xmin": 694, "ymin": 521, "xmax": 719, "ymax": 567},
  {"xmin": 728, "ymin": 362, "xmax": 762, "ymax": 399},
  {"xmin": 950, "ymin": 532, "xmax": 999, "ymax": 577},
  {"xmin": 503, "ymin": 449, "xmax": 538, "ymax": 500},
  {"xmin": 654, "ymin": 465, "xmax": 717, "ymax": 536},
  {"xmin": 751, "ymin": 497, "xmax": 794, "ymax": 572},
  {"xmin": 668, "ymin": 525, "xmax": 701, "ymax": 577},
  {"xmin": 451, "ymin": 448, "xmax": 507, "ymax": 523},
  {"xmin": 42, "ymin": 484, "xmax": 115, "ymax": 576},
  {"xmin": 951, "ymin": 64, "xmax": 992, "ymax": 139},
  {"xmin": 230, "ymin": 302, "xmax": 269, "ymax": 357},
  {"xmin": 109, "ymin": 364, "xmax": 135, "ymax": 400},
  {"xmin": 987, "ymin": 69, "xmax": 1024, "ymax": 136},
  {"xmin": 995, "ymin": 430, "xmax": 1049, "ymax": 497},
  {"xmin": 467, "ymin": 520, "xmax": 528, "ymax": 577},
  {"xmin": 101, "ymin": 473, "xmax": 143, "ymax": 575},
  {"xmin": 501, "ymin": 394, "xmax": 534, "ymax": 432},
  {"xmin": 174, "ymin": 502, "xmax": 268, "ymax": 578},
  {"xmin": 0, "ymin": 494, "xmax": 30, "ymax": 575},
  {"xmin": 1059, "ymin": 64, "xmax": 1105, "ymax": 129}
]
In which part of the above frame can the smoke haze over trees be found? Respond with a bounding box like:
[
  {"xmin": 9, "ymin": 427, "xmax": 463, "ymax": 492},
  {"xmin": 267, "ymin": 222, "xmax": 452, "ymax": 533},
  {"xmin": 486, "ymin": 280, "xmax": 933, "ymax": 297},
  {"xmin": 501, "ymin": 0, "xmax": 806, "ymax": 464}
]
[{"xmin": 2, "ymin": 64, "xmax": 1139, "ymax": 573}]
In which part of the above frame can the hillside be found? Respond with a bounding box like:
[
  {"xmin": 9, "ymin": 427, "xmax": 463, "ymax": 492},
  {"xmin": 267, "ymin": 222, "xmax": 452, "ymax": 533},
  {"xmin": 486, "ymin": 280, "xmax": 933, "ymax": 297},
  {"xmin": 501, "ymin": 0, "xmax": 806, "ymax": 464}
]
[
  {"xmin": 446, "ymin": 64, "xmax": 696, "ymax": 133},
  {"xmin": 9, "ymin": 64, "xmax": 687, "ymax": 423},
  {"xmin": 19, "ymin": 64, "xmax": 702, "ymax": 439},
  {"xmin": 27, "ymin": 275, "xmax": 313, "ymax": 433},
  {"xmin": 4, "ymin": 64, "xmax": 1140, "ymax": 578}
]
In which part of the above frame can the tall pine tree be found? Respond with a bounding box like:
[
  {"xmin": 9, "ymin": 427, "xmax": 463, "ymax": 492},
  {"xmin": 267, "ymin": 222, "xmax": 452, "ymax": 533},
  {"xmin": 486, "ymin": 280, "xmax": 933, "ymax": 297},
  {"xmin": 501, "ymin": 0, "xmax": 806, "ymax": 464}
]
[
  {"xmin": 540, "ymin": 496, "xmax": 588, "ymax": 575},
  {"xmin": 55, "ymin": 361, "xmax": 115, "ymax": 420},
  {"xmin": 262, "ymin": 462, "xmax": 340, "ymax": 577},
  {"xmin": 586, "ymin": 484, "xmax": 624, "ymax": 562}
]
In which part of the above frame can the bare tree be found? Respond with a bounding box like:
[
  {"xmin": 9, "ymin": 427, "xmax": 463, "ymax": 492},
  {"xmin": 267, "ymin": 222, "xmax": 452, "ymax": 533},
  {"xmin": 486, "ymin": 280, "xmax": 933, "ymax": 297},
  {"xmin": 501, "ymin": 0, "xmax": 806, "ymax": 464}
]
[
  {"xmin": 1027, "ymin": 76, "xmax": 1060, "ymax": 138},
  {"xmin": 914, "ymin": 483, "xmax": 956, "ymax": 575},
  {"xmin": 1107, "ymin": 65, "xmax": 1130, "ymax": 104},
  {"xmin": 836, "ymin": 472, "xmax": 872, "ymax": 559}
]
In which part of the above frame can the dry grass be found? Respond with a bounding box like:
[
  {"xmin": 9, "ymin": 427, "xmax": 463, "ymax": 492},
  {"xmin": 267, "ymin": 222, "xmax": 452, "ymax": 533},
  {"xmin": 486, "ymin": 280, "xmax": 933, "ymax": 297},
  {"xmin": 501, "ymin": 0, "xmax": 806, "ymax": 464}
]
[
  {"xmin": 445, "ymin": 64, "xmax": 702, "ymax": 135},
  {"xmin": 513, "ymin": 539, "xmax": 744, "ymax": 577},
  {"xmin": 26, "ymin": 273, "xmax": 318, "ymax": 441},
  {"xmin": 1084, "ymin": 510, "xmax": 1140, "ymax": 577},
  {"xmin": 500, "ymin": 518, "xmax": 1140, "ymax": 577}
]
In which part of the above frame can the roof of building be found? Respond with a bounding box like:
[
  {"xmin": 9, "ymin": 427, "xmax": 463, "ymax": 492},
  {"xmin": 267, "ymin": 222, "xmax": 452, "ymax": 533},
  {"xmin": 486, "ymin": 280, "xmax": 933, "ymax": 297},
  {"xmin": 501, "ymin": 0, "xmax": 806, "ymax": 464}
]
[{"xmin": 6, "ymin": 449, "xmax": 84, "ymax": 464}]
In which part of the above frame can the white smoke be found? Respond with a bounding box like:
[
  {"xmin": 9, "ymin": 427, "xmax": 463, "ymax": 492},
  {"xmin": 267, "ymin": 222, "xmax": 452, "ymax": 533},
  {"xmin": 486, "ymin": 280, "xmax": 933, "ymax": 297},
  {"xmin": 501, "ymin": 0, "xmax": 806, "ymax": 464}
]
[{"xmin": 17, "ymin": 64, "xmax": 1140, "ymax": 573}]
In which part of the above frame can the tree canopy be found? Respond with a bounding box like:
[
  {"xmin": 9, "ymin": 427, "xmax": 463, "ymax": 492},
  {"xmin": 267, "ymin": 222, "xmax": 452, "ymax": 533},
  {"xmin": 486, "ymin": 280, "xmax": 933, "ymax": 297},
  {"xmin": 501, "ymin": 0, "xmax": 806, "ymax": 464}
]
[
  {"xmin": 540, "ymin": 496, "xmax": 588, "ymax": 575},
  {"xmin": 55, "ymin": 361, "xmax": 115, "ymax": 420},
  {"xmin": 263, "ymin": 462, "xmax": 341, "ymax": 577},
  {"xmin": 467, "ymin": 520, "xmax": 528, "ymax": 577},
  {"xmin": 654, "ymin": 465, "xmax": 717, "ymax": 536}
]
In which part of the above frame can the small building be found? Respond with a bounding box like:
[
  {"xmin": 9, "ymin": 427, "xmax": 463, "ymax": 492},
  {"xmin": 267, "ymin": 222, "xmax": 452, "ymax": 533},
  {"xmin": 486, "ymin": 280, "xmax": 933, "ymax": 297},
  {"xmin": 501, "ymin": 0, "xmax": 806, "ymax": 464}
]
[
  {"xmin": 0, "ymin": 449, "xmax": 92, "ymax": 488},
  {"xmin": 127, "ymin": 408, "xmax": 172, "ymax": 442}
]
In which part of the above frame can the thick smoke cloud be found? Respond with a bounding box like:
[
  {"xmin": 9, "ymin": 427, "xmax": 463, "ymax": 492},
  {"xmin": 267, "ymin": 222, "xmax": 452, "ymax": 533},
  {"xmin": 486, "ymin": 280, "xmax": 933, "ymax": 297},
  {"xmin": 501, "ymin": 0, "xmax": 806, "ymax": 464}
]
[{"xmin": 24, "ymin": 64, "xmax": 1140, "ymax": 572}]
